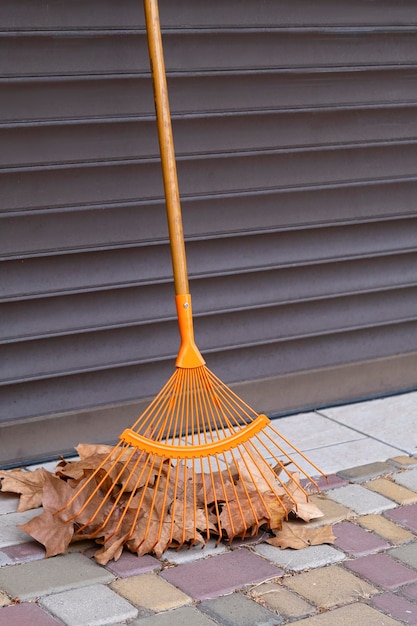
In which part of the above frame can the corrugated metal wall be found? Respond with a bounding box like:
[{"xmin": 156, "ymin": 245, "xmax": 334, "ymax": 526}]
[{"xmin": 2, "ymin": 0, "xmax": 417, "ymax": 466}]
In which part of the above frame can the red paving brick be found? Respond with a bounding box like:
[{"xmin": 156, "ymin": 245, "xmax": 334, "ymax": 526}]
[
  {"xmin": 333, "ymin": 521, "xmax": 390, "ymax": 556},
  {"xmin": 0, "ymin": 603, "xmax": 62, "ymax": 626},
  {"xmin": 386, "ymin": 503, "xmax": 417, "ymax": 533},
  {"xmin": 105, "ymin": 551, "xmax": 161, "ymax": 577},
  {"xmin": 344, "ymin": 553, "xmax": 417, "ymax": 590},
  {"xmin": 301, "ymin": 474, "xmax": 347, "ymax": 492},
  {"xmin": 161, "ymin": 548, "xmax": 282, "ymax": 600},
  {"xmin": 1, "ymin": 541, "xmax": 45, "ymax": 564},
  {"xmin": 371, "ymin": 591, "xmax": 417, "ymax": 625}
]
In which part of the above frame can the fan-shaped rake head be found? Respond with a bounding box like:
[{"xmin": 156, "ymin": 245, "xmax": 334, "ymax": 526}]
[{"xmin": 55, "ymin": 364, "xmax": 325, "ymax": 557}]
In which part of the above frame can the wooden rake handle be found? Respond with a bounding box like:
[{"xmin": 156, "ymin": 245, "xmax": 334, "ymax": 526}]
[
  {"xmin": 144, "ymin": 0, "xmax": 205, "ymax": 368},
  {"xmin": 144, "ymin": 0, "xmax": 189, "ymax": 297}
]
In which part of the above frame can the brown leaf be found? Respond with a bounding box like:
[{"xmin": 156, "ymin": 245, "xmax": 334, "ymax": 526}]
[
  {"xmin": 267, "ymin": 521, "xmax": 335, "ymax": 550},
  {"xmin": 219, "ymin": 488, "xmax": 286, "ymax": 538},
  {"xmin": 19, "ymin": 510, "xmax": 74, "ymax": 557},
  {"xmin": 283, "ymin": 472, "xmax": 324, "ymax": 522},
  {"xmin": 94, "ymin": 534, "xmax": 127, "ymax": 565},
  {"xmin": 75, "ymin": 443, "xmax": 115, "ymax": 459},
  {"xmin": 0, "ymin": 468, "xmax": 49, "ymax": 512},
  {"xmin": 235, "ymin": 451, "xmax": 281, "ymax": 494}
]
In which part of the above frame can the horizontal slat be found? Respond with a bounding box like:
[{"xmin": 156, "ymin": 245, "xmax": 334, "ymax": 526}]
[
  {"xmin": 3, "ymin": 141, "xmax": 417, "ymax": 212},
  {"xmin": 3, "ymin": 30, "xmax": 417, "ymax": 77},
  {"xmin": 3, "ymin": 104, "xmax": 417, "ymax": 168},
  {"xmin": 2, "ymin": 253, "xmax": 417, "ymax": 343},
  {"xmin": 1, "ymin": 67, "xmax": 417, "ymax": 123},
  {"xmin": 2, "ymin": 219, "xmax": 417, "ymax": 300},
  {"xmin": 2, "ymin": 286, "xmax": 417, "ymax": 385},
  {"xmin": 2, "ymin": 179, "xmax": 417, "ymax": 256},
  {"xmin": 1, "ymin": 0, "xmax": 416, "ymax": 29},
  {"xmin": 2, "ymin": 320, "xmax": 417, "ymax": 424}
]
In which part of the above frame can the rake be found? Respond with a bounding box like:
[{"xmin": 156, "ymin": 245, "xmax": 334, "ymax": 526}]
[{"xmin": 55, "ymin": 0, "xmax": 325, "ymax": 554}]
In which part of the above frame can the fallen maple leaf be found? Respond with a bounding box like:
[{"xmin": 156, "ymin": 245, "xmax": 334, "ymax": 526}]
[
  {"xmin": 19, "ymin": 510, "xmax": 74, "ymax": 558},
  {"xmin": 0, "ymin": 468, "xmax": 48, "ymax": 512},
  {"xmin": 283, "ymin": 472, "xmax": 324, "ymax": 522},
  {"xmin": 0, "ymin": 443, "xmax": 328, "ymax": 564},
  {"xmin": 267, "ymin": 521, "xmax": 335, "ymax": 550},
  {"xmin": 235, "ymin": 449, "xmax": 283, "ymax": 494}
]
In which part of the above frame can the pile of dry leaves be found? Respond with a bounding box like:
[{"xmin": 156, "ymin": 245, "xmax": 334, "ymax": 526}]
[{"xmin": 0, "ymin": 444, "xmax": 334, "ymax": 565}]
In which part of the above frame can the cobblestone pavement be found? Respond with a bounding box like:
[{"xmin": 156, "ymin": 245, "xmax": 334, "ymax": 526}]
[{"xmin": 1, "ymin": 393, "xmax": 417, "ymax": 625}]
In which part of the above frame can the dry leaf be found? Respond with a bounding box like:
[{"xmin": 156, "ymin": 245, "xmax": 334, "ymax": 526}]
[
  {"xmin": 76, "ymin": 443, "xmax": 115, "ymax": 459},
  {"xmin": 0, "ymin": 441, "xmax": 329, "ymax": 563},
  {"xmin": 267, "ymin": 521, "xmax": 335, "ymax": 550},
  {"xmin": 0, "ymin": 468, "xmax": 48, "ymax": 512},
  {"xmin": 19, "ymin": 510, "xmax": 74, "ymax": 557},
  {"xmin": 283, "ymin": 472, "xmax": 324, "ymax": 522},
  {"xmin": 235, "ymin": 451, "xmax": 282, "ymax": 494}
]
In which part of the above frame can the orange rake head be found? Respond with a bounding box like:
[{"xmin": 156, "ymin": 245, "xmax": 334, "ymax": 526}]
[{"xmin": 54, "ymin": 296, "xmax": 325, "ymax": 558}]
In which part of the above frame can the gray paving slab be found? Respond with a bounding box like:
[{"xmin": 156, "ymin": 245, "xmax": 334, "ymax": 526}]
[
  {"xmin": 199, "ymin": 592, "xmax": 282, "ymax": 626},
  {"xmin": 337, "ymin": 461, "xmax": 393, "ymax": 482},
  {"xmin": 0, "ymin": 509, "xmax": 42, "ymax": 547},
  {"xmin": 0, "ymin": 552, "xmax": 12, "ymax": 567},
  {"xmin": 253, "ymin": 543, "xmax": 345, "ymax": 572},
  {"xmin": 130, "ymin": 606, "xmax": 218, "ymax": 626},
  {"xmin": 319, "ymin": 392, "xmax": 417, "ymax": 454},
  {"xmin": 389, "ymin": 542, "xmax": 417, "ymax": 570},
  {"xmin": 276, "ymin": 438, "xmax": 401, "ymax": 477},
  {"xmin": 0, "ymin": 493, "xmax": 19, "ymax": 515},
  {"xmin": 39, "ymin": 583, "xmax": 138, "ymax": 626},
  {"xmin": 393, "ymin": 467, "xmax": 417, "ymax": 492},
  {"xmin": 163, "ymin": 539, "xmax": 227, "ymax": 565},
  {"xmin": 0, "ymin": 552, "xmax": 114, "ymax": 600},
  {"xmin": 327, "ymin": 483, "xmax": 397, "ymax": 515}
]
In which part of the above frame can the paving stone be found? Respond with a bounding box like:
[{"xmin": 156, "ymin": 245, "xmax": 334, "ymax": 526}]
[
  {"xmin": 337, "ymin": 461, "xmax": 393, "ymax": 483},
  {"xmin": 199, "ymin": 592, "xmax": 281, "ymax": 626},
  {"xmin": 249, "ymin": 582, "xmax": 314, "ymax": 619},
  {"xmin": 40, "ymin": 583, "xmax": 138, "ymax": 626},
  {"xmin": 111, "ymin": 573, "xmax": 192, "ymax": 612},
  {"xmin": 394, "ymin": 468, "xmax": 417, "ymax": 492},
  {"xmin": 389, "ymin": 456, "xmax": 417, "ymax": 469},
  {"xmin": 390, "ymin": 542, "xmax": 417, "ymax": 570},
  {"xmin": 327, "ymin": 483, "xmax": 397, "ymax": 515},
  {"xmin": 289, "ymin": 602, "xmax": 403, "ymax": 625},
  {"xmin": 1, "ymin": 540, "xmax": 45, "ymax": 564},
  {"xmin": 0, "ymin": 591, "xmax": 11, "ymax": 607},
  {"xmin": 105, "ymin": 551, "xmax": 161, "ymax": 577},
  {"xmin": 0, "ymin": 602, "xmax": 63, "ymax": 626},
  {"xmin": 301, "ymin": 474, "xmax": 347, "ymax": 492},
  {"xmin": 386, "ymin": 503, "xmax": 417, "ymax": 533},
  {"xmin": 283, "ymin": 564, "xmax": 378, "ymax": 608},
  {"xmin": 163, "ymin": 539, "xmax": 227, "ymax": 564},
  {"xmin": 367, "ymin": 477, "xmax": 417, "ymax": 505},
  {"xmin": 371, "ymin": 590, "xmax": 417, "ymax": 624},
  {"xmin": 0, "ymin": 509, "xmax": 43, "ymax": 547},
  {"xmin": 254, "ymin": 543, "xmax": 345, "ymax": 572},
  {"xmin": 333, "ymin": 521, "xmax": 390, "ymax": 556},
  {"xmin": 0, "ymin": 552, "xmax": 114, "ymax": 600},
  {"xmin": 358, "ymin": 514, "xmax": 415, "ymax": 545},
  {"xmin": 0, "ymin": 493, "xmax": 19, "ymax": 515},
  {"xmin": 344, "ymin": 553, "xmax": 417, "ymax": 590},
  {"xmin": 0, "ymin": 553, "xmax": 11, "ymax": 568},
  {"xmin": 161, "ymin": 548, "xmax": 281, "ymax": 600},
  {"xmin": 307, "ymin": 494, "xmax": 353, "ymax": 527},
  {"xmin": 402, "ymin": 582, "xmax": 417, "ymax": 602},
  {"xmin": 130, "ymin": 606, "xmax": 218, "ymax": 626}
]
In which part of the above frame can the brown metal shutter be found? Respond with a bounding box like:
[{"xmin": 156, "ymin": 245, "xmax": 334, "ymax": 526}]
[{"xmin": 1, "ymin": 0, "xmax": 417, "ymax": 466}]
